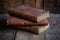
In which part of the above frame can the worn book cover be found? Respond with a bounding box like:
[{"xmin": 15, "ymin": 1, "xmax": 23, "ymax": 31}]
[
  {"xmin": 7, "ymin": 16, "xmax": 48, "ymax": 26},
  {"xmin": 15, "ymin": 24, "xmax": 49, "ymax": 34},
  {"xmin": 8, "ymin": 5, "xmax": 49, "ymax": 22}
]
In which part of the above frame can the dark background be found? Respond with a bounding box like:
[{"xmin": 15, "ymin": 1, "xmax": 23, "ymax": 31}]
[{"xmin": 0, "ymin": 0, "xmax": 60, "ymax": 14}]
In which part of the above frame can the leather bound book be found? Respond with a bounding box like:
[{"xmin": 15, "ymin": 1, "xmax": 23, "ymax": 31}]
[
  {"xmin": 7, "ymin": 16, "xmax": 48, "ymax": 26},
  {"xmin": 8, "ymin": 5, "xmax": 49, "ymax": 22},
  {"xmin": 15, "ymin": 24, "xmax": 49, "ymax": 35}
]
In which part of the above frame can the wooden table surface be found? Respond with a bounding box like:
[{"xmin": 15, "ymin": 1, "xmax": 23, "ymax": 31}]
[
  {"xmin": 15, "ymin": 30, "xmax": 46, "ymax": 40},
  {"xmin": 0, "ymin": 14, "xmax": 60, "ymax": 40}
]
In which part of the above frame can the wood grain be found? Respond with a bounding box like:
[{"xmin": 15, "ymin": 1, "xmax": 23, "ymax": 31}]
[
  {"xmin": 15, "ymin": 30, "xmax": 46, "ymax": 40},
  {"xmin": 3, "ymin": 0, "xmax": 22, "ymax": 13},
  {"xmin": 36, "ymin": 0, "xmax": 42, "ymax": 9},
  {"xmin": 23, "ymin": 0, "xmax": 36, "ymax": 8},
  {"xmin": 3, "ymin": 0, "xmax": 43, "ymax": 14}
]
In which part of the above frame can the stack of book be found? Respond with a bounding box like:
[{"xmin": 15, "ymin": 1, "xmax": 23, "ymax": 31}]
[{"xmin": 7, "ymin": 5, "xmax": 49, "ymax": 35}]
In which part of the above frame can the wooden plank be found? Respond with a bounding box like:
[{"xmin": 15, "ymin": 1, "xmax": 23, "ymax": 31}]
[
  {"xmin": 36, "ymin": 0, "xmax": 42, "ymax": 9},
  {"xmin": 3, "ymin": 0, "xmax": 22, "ymax": 13},
  {"xmin": 15, "ymin": 30, "xmax": 46, "ymax": 40},
  {"xmin": 23, "ymin": 0, "xmax": 42, "ymax": 8},
  {"xmin": 23, "ymin": 0, "xmax": 36, "ymax": 8},
  {"xmin": 15, "ymin": 0, "xmax": 22, "ymax": 5},
  {"xmin": 8, "ymin": 5, "xmax": 49, "ymax": 22}
]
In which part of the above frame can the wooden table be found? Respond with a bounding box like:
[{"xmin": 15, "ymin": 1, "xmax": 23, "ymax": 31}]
[{"xmin": 15, "ymin": 30, "xmax": 46, "ymax": 40}]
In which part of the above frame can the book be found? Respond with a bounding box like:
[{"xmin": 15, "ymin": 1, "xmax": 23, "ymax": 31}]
[
  {"xmin": 8, "ymin": 5, "xmax": 49, "ymax": 22},
  {"xmin": 15, "ymin": 24, "xmax": 49, "ymax": 35},
  {"xmin": 7, "ymin": 16, "xmax": 48, "ymax": 26}
]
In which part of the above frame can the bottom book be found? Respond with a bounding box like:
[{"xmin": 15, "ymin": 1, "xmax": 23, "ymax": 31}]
[{"xmin": 16, "ymin": 24, "xmax": 49, "ymax": 35}]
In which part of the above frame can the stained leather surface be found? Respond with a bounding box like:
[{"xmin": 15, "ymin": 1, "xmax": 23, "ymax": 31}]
[{"xmin": 7, "ymin": 16, "xmax": 48, "ymax": 26}]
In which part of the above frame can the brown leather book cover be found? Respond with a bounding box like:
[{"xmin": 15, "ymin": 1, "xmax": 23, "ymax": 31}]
[
  {"xmin": 7, "ymin": 16, "xmax": 48, "ymax": 26},
  {"xmin": 8, "ymin": 5, "xmax": 49, "ymax": 22},
  {"xmin": 15, "ymin": 24, "xmax": 49, "ymax": 35}
]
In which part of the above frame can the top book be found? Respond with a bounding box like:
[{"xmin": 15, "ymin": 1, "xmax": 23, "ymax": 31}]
[{"xmin": 8, "ymin": 5, "xmax": 49, "ymax": 22}]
